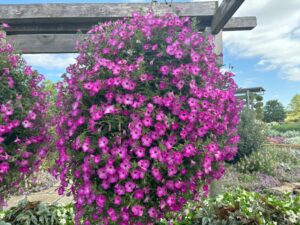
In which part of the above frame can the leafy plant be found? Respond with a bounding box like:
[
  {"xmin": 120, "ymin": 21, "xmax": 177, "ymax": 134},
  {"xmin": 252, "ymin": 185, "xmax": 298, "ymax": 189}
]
[
  {"xmin": 254, "ymin": 95, "xmax": 264, "ymax": 121},
  {"xmin": 286, "ymin": 94, "xmax": 300, "ymax": 122},
  {"xmin": 158, "ymin": 189, "xmax": 300, "ymax": 225},
  {"xmin": 2, "ymin": 199, "xmax": 58, "ymax": 225},
  {"xmin": 266, "ymin": 129, "xmax": 300, "ymax": 138},
  {"xmin": 263, "ymin": 100, "xmax": 286, "ymax": 123},
  {"xmin": 284, "ymin": 136, "xmax": 300, "ymax": 145},
  {"xmin": 0, "ymin": 200, "xmax": 74, "ymax": 225},
  {"xmin": 235, "ymin": 148, "xmax": 276, "ymax": 175},
  {"xmin": 234, "ymin": 108, "xmax": 266, "ymax": 162},
  {"xmin": 235, "ymin": 146, "xmax": 300, "ymax": 175},
  {"xmin": 272, "ymin": 122, "xmax": 300, "ymax": 132}
]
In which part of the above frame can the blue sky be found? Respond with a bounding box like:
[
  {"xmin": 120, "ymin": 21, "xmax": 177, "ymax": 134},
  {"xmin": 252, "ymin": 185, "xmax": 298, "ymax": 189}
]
[{"xmin": 1, "ymin": 0, "xmax": 300, "ymax": 107}]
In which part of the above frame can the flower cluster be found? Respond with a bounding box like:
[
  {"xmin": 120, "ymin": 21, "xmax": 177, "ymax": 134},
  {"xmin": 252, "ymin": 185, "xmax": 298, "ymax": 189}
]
[
  {"xmin": 54, "ymin": 12, "xmax": 240, "ymax": 225},
  {"xmin": 0, "ymin": 29, "xmax": 49, "ymax": 205}
]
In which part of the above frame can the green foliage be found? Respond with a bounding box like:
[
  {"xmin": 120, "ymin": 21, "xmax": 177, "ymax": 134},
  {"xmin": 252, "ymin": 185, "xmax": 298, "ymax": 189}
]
[
  {"xmin": 40, "ymin": 80, "xmax": 58, "ymax": 170},
  {"xmin": 266, "ymin": 129, "xmax": 300, "ymax": 138},
  {"xmin": 254, "ymin": 101, "xmax": 264, "ymax": 121},
  {"xmin": 158, "ymin": 189, "xmax": 300, "ymax": 225},
  {"xmin": 55, "ymin": 204, "xmax": 74, "ymax": 225},
  {"xmin": 271, "ymin": 122, "xmax": 300, "ymax": 132},
  {"xmin": 286, "ymin": 94, "xmax": 300, "ymax": 122},
  {"xmin": 284, "ymin": 136, "xmax": 300, "ymax": 145},
  {"xmin": 235, "ymin": 109, "xmax": 266, "ymax": 161},
  {"xmin": 254, "ymin": 95, "xmax": 264, "ymax": 121},
  {"xmin": 42, "ymin": 80, "xmax": 58, "ymax": 118},
  {"xmin": 235, "ymin": 146, "xmax": 300, "ymax": 175},
  {"xmin": 263, "ymin": 100, "xmax": 286, "ymax": 123},
  {"xmin": 0, "ymin": 200, "xmax": 74, "ymax": 225},
  {"xmin": 235, "ymin": 148, "xmax": 276, "ymax": 175}
]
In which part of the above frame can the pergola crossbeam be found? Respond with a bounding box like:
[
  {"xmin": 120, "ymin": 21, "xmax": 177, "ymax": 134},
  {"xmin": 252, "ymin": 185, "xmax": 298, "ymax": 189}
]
[
  {"xmin": 223, "ymin": 16, "xmax": 256, "ymax": 31},
  {"xmin": 0, "ymin": 2, "xmax": 216, "ymax": 20},
  {"xmin": 0, "ymin": 1, "xmax": 256, "ymax": 54},
  {"xmin": 4, "ymin": 17, "xmax": 256, "ymax": 35},
  {"xmin": 211, "ymin": 0, "xmax": 245, "ymax": 34},
  {"xmin": 7, "ymin": 34, "xmax": 81, "ymax": 54}
]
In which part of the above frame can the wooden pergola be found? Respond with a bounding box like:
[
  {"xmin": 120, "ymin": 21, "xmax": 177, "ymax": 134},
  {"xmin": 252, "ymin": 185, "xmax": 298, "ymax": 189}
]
[
  {"xmin": 0, "ymin": 0, "xmax": 256, "ymax": 54},
  {"xmin": 236, "ymin": 87, "xmax": 265, "ymax": 108}
]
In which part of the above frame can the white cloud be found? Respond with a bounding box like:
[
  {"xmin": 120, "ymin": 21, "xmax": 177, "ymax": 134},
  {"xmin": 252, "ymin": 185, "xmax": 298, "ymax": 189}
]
[
  {"xmin": 223, "ymin": 0, "xmax": 300, "ymax": 81},
  {"xmin": 239, "ymin": 77, "xmax": 259, "ymax": 88},
  {"xmin": 23, "ymin": 54, "xmax": 77, "ymax": 70}
]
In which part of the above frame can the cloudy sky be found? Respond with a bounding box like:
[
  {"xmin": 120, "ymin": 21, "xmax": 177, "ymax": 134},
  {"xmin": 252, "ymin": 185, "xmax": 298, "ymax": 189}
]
[{"xmin": 1, "ymin": 0, "xmax": 300, "ymax": 106}]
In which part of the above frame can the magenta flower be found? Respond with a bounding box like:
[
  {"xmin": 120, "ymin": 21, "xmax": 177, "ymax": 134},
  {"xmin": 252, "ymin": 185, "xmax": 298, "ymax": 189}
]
[
  {"xmin": 0, "ymin": 162, "xmax": 9, "ymax": 174},
  {"xmin": 125, "ymin": 181, "xmax": 136, "ymax": 193},
  {"xmin": 141, "ymin": 135, "xmax": 153, "ymax": 147},
  {"xmin": 148, "ymin": 207, "xmax": 158, "ymax": 218},
  {"xmin": 131, "ymin": 205, "xmax": 144, "ymax": 217},
  {"xmin": 96, "ymin": 195, "xmax": 106, "ymax": 208},
  {"xmin": 133, "ymin": 189, "xmax": 144, "ymax": 200},
  {"xmin": 149, "ymin": 146, "xmax": 161, "ymax": 159},
  {"xmin": 98, "ymin": 136, "xmax": 108, "ymax": 149}
]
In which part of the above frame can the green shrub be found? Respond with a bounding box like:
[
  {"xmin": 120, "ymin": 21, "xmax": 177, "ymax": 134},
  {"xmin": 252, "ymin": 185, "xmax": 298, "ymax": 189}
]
[
  {"xmin": 234, "ymin": 109, "xmax": 266, "ymax": 162},
  {"xmin": 158, "ymin": 189, "xmax": 300, "ymax": 225},
  {"xmin": 0, "ymin": 200, "xmax": 74, "ymax": 225},
  {"xmin": 272, "ymin": 122, "xmax": 300, "ymax": 132},
  {"xmin": 266, "ymin": 129, "xmax": 300, "ymax": 138},
  {"xmin": 284, "ymin": 136, "xmax": 300, "ymax": 145},
  {"xmin": 235, "ymin": 146, "xmax": 300, "ymax": 175},
  {"xmin": 235, "ymin": 147, "xmax": 276, "ymax": 175}
]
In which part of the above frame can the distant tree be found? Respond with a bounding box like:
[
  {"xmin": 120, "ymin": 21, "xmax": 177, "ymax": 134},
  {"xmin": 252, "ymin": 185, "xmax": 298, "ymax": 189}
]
[
  {"xmin": 263, "ymin": 100, "xmax": 286, "ymax": 123},
  {"xmin": 286, "ymin": 94, "xmax": 300, "ymax": 122}
]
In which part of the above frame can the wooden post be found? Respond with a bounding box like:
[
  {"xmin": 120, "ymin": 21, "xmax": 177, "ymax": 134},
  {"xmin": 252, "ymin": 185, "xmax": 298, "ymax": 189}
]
[
  {"xmin": 205, "ymin": 27, "xmax": 223, "ymax": 65},
  {"xmin": 205, "ymin": 24, "xmax": 223, "ymax": 198},
  {"xmin": 246, "ymin": 90, "xmax": 250, "ymax": 108},
  {"xmin": 0, "ymin": 30, "xmax": 6, "ymax": 42}
]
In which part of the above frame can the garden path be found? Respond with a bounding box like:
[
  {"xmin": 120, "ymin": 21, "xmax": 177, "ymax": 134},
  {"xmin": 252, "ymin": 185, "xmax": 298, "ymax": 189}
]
[{"xmin": 4, "ymin": 183, "xmax": 73, "ymax": 210}]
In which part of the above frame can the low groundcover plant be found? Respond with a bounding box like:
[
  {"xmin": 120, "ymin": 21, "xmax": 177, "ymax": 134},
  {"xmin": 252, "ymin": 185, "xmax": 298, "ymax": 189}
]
[{"xmin": 53, "ymin": 11, "xmax": 241, "ymax": 225}]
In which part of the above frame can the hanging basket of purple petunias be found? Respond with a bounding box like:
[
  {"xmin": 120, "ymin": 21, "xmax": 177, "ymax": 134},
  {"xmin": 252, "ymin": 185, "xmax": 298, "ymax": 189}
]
[
  {"xmin": 0, "ymin": 29, "xmax": 50, "ymax": 206},
  {"xmin": 54, "ymin": 11, "xmax": 241, "ymax": 225}
]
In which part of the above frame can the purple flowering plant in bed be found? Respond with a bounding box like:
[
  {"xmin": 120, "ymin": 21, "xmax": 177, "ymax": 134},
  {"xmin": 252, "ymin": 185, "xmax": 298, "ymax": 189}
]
[
  {"xmin": 0, "ymin": 27, "xmax": 49, "ymax": 206},
  {"xmin": 53, "ymin": 11, "xmax": 241, "ymax": 225}
]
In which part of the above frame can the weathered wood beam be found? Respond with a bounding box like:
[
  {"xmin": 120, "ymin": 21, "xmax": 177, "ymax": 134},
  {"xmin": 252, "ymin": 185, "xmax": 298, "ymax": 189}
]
[
  {"xmin": 5, "ymin": 23, "xmax": 93, "ymax": 35},
  {"xmin": 4, "ymin": 17, "xmax": 256, "ymax": 35},
  {"xmin": 7, "ymin": 34, "xmax": 82, "ymax": 53},
  {"xmin": 223, "ymin": 16, "xmax": 257, "ymax": 31},
  {"xmin": 211, "ymin": 0, "xmax": 245, "ymax": 34},
  {"xmin": 6, "ymin": 15, "xmax": 256, "ymax": 54},
  {"xmin": 0, "ymin": 2, "xmax": 217, "ymax": 20},
  {"xmin": 6, "ymin": 18, "xmax": 252, "ymax": 34}
]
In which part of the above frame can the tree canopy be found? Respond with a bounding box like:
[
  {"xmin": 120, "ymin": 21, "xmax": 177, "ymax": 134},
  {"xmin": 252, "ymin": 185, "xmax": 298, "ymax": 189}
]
[
  {"xmin": 286, "ymin": 94, "xmax": 300, "ymax": 122},
  {"xmin": 263, "ymin": 100, "xmax": 286, "ymax": 123}
]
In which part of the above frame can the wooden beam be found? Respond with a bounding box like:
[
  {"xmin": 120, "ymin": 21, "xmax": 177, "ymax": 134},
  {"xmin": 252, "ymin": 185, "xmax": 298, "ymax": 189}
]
[
  {"xmin": 223, "ymin": 16, "xmax": 257, "ymax": 31},
  {"xmin": 0, "ymin": 2, "xmax": 217, "ymax": 20},
  {"xmin": 3, "ymin": 16, "xmax": 256, "ymax": 35},
  {"xmin": 4, "ymin": 23, "xmax": 93, "ymax": 35},
  {"xmin": 211, "ymin": 0, "xmax": 245, "ymax": 34},
  {"xmin": 6, "ymin": 15, "xmax": 256, "ymax": 54},
  {"xmin": 7, "ymin": 34, "xmax": 82, "ymax": 53}
]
